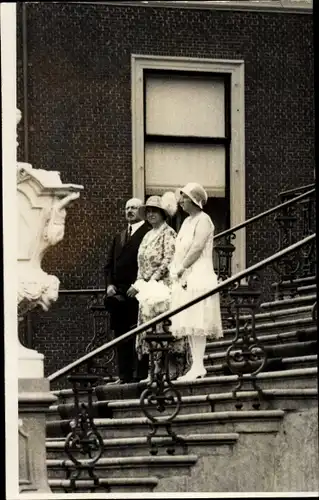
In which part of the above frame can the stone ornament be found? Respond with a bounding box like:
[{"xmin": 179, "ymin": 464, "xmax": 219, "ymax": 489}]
[
  {"xmin": 18, "ymin": 419, "xmax": 36, "ymax": 492},
  {"xmin": 17, "ymin": 110, "xmax": 83, "ymax": 317}
]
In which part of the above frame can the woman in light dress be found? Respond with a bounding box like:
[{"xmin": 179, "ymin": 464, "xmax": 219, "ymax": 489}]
[
  {"xmin": 128, "ymin": 192, "xmax": 188, "ymax": 382},
  {"xmin": 170, "ymin": 182, "xmax": 223, "ymax": 381}
]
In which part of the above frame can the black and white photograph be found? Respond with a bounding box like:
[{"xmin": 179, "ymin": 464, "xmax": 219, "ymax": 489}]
[{"xmin": 1, "ymin": 1, "xmax": 317, "ymax": 498}]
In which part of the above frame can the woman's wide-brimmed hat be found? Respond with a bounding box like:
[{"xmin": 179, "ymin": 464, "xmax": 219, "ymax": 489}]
[
  {"xmin": 139, "ymin": 192, "xmax": 178, "ymax": 219},
  {"xmin": 180, "ymin": 182, "xmax": 208, "ymax": 209}
]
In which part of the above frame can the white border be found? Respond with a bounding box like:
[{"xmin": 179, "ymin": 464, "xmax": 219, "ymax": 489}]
[
  {"xmin": 1, "ymin": 2, "xmax": 19, "ymax": 499},
  {"xmin": 5, "ymin": 3, "xmax": 314, "ymax": 499},
  {"xmin": 13, "ymin": 493, "xmax": 319, "ymax": 500},
  {"xmin": 131, "ymin": 54, "xmax": 246, "ymax": 274}
]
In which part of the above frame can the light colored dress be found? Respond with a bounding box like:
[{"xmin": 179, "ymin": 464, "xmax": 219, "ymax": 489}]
[
  {"xmin": 134, "ymin": 222, "xmax": 187, "ymax": 365},
  {"xmin": 170, "ymin": 211, "xmax": 223, "ymax": 338}
]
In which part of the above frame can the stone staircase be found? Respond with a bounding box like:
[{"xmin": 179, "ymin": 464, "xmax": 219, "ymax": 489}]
[{"xmin": 46, "ymin": 276, "xmax": 318, "ymax": 493}]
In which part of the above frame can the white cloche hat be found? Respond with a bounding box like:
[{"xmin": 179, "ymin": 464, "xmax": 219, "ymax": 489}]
[{"xmin": 180, "ymin": 182, "xmax": 208, "ymax": 209}]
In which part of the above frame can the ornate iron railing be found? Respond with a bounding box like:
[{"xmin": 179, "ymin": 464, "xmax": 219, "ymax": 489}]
[
  {"xmin": 214, "ymin": 185, "xmax": 315, "ymax": 284},
  {"xmin": 57, "ymin": 289, "xmax": 116, "ymax": 379},
  {"xmin": 214, "ymin": 185, "xmax": 315, "ymax": 326},
  {"xmin": 24, "ymin": 182, "xmax": 315, "ymax": 489},
  {"xmin": 47, "ymin": 233, "xmax": 315, "ymax": 479},
  {"xmin": 23, "ymin": 184, "xmax": 315, "ymax": 352},
  {"xmin": 57, "ymin": 289, "xmax": 107, "ymax": 350},
  {"xmin": 63, "ymin": 374, "xmax": 104, "ymax": 489},
  {"xmin": 21, "ymin": 289, "xmax": 118, "ymax": 384}
]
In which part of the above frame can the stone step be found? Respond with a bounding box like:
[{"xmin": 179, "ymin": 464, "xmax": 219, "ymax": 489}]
[
  {"xmin": 206, "ymin": 325, "xmax": 317, "ymax": 353},
  {"xmin": 123, "ymin": 389, "xmax": 318, "ymax": 418},
  {"xmin": 46, "ymin": 454, "xmax": 198, "ymax": 479},
  {"xmin": 209, "ymin": 316, "xmax": 316, "ymax": 346},
  {"xmin": 49, "ymin": 397, "xmax": 211, "ymax": 422},
  {"xmin": 49, "ymin": 360, "xmax": 318, "ymax": 422},
  {"xmin": 271, "ymin": 276, "xmax": 316, "ymax": 299},
  {"xmin": 173, "ymin": 367, "xmax": 317, "ymax": 397},
  {"xmin": 260, "ymin": 294, "xmax": 316, "ymax": 311},
  {"xmin": 205, "ymin": 354, "xmax": 317, "ymax": 377},
  {"xmin": 208, "ymin": 356, "xmax": 317, "ymax": 377},
  {"xmin": 281, "ymin": 354, "xmax": 318, "ymax": 370},
  {"xmin": 91, "ymin": 388, "xmax": 317, "ymax": 420},
  {"xmin": 91, "ymin": 367, "xmax": 318, "ymax": 405},
  {"xmin": 208, "ymin": 387, "xmax": 317, "ymax": 407},
  {"xmin": 47, "ymin": 406, "xmax": 63, "ymax": 422},
  {"xmin": 50, "ymin": 321, "xmax": 316, "ymax": 408},
  {"xmin": 87, "ymin": 409, "xmax": 285, "ymax": 440},
  {"xmin": 296, "ymin": 283, "xmax": 317, "ymax": 296},
  {"xmin": 205, "ymin": 339, "xmax": 316, "ymax": 363},
  {"xmin": 47, "ymin": 404, "xmax": 285, "ymax": 440},
  {"xmin": 271, "ymin": 275, "xmax": 316, "ymax": 290},
  {"xmin": 46, "ymin": 432, "xmax": 239, "ymax": 459},
  {"xmin": 51, "ymin": 388, "xmax": 83, "ymax": 406},
  {"xmin": 48, "ymin": 476, "xmax": 159, "ymax": 493},
  {"xmin": 239, "ymin": 305, "xmax": 313, "ymax": 323}
]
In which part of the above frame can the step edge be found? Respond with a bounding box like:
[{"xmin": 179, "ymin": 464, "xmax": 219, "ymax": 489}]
[
  {"xmin": 205, "ymin": 339, "xmax": 317, "ymax": 360},
  {"xmin": 46, "ymin": 454, "xmax": 199, "ymax": 467},
  {"xmin": 48, "ymin": 476, "xmax": 159, "ymax": 485},
  {"xmin": 46, "ymin": 432, "xmax": 240, "ymax": 448}
]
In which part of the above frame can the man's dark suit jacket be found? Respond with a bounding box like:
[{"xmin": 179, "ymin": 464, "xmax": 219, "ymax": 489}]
[
  {"xmin": 104, "ymin": 221, "xmax": 151, "ymax": 381},
  {"xmin": 104, "ymin": 222, "xmax": 150, "ymax": 294}
]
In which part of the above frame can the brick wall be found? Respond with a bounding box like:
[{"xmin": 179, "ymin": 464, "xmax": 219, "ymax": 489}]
[{"xmin": 16, "ymin": 3, "xmax": 314, "ymax": 378}]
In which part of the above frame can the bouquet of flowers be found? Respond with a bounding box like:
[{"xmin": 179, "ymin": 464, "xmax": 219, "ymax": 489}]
[{"xmin": 135, "ymin": 279, "xmax": 171, "ymax": 317}]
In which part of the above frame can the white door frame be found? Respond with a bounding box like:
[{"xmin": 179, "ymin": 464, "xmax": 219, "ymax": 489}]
[{"xmin": 131, "ymin": 54, "xmax": 246, "ymax": 274}]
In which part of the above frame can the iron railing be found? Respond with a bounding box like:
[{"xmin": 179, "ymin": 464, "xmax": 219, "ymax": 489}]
[
  {"xmin": 57, "ymin": 289, "xmax": 117, "ymax": 381},
  {"xmin": 22, "ymin": 183, "xmax": 315, "ymax": 381},
  {"xmin": 23, "ymin": 184, "xmax": 315, "ymax": 354},
  {"xmin": 57, "ymin": 289, "xmax": 110, "ymax": 353},
  {"xmin": 214, "ymin": 185, "xmax": 315, "ymax": 283},
  {"xmin": 48, "ymin": 234, "xmax": 316, "ymax": 384},
  {"xmin": 47, "ymin": 234, "xmax": 315, "ymax": 481},
  {"xmin": 43, "ymin": 182, "xmax": 316, "ymax": 488}
]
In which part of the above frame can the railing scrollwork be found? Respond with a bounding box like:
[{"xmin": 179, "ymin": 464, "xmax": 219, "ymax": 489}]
[
  {"xmin": 225, "ymin": 273, "xmax": 267, "ymax": 409},
  {"xmin": 139, "ymin": 319, "xmax": 186, "ymax": 456},
  {"xmin": 63, "ymin": 374, "xmax": 104, "ymax": 492},
  {"xmin": 214, "ymin": 232, "xmax": 236, "ymax": 281},
  {"xmin": 45, "ymin": 232, "xmax": 316, "ymax": 489},
  {"xmin": 40, "ymin": 183, "xmax": 315, "ymax": 490}
]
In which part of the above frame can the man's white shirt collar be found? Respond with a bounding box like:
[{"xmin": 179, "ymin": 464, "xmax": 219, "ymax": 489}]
[{"xmin": 128, "ymin": 220, "xmax": 144, "ymax": 236}]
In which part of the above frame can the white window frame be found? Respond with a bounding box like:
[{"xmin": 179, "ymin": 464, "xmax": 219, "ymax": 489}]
[{"xmin": 131, "ymin": 54, "xmax": 246, "ymax": 275}]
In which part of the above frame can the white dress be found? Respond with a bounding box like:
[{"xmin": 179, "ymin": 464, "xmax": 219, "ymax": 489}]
[{"xmin": 170, "ymin": 211, "xmax": 223, "ymax": 338}]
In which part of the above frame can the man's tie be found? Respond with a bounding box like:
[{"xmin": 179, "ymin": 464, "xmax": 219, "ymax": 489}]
[{"xmin": 126, "ymin": 224, "xmax": 132, "ymax": 242}]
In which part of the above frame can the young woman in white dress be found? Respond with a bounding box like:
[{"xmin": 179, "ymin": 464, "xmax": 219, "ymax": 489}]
[{"xmin": 170, "ymin": 182, "xmax": 223, "ymax": 382}]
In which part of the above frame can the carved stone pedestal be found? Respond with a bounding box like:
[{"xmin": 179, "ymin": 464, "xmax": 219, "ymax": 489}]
[
  {"xmin": 19, "ymin": 378, "xmax": 57, "ymax": 493},
  {"xmin": 15, "ymin": 108, "xmax": 84, "ymax": 493},
  {"xmin": 19, "ymin": 345, "xmax": 44, "ymax": 380}
]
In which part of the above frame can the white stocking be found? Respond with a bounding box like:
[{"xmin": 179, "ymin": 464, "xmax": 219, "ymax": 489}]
[
  {"xmin": 188, "ymin": 335, "xmax": 194, "ymax": 364},
  {"xmin": 178, "ymin": 335, "xmax": 207, "ymax": 380},
  {"xmin": 191, "ymin": 335, "xmax": 206, "ymax": 372}
]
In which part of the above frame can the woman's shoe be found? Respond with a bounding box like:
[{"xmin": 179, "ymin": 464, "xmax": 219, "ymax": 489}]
[{"xmin": 176, "ymin": 368, "xmax": 207, "ymax": 382}]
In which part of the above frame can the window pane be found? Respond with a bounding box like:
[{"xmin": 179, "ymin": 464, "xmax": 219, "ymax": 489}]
[
  {"xmin": 146, "ymin": 74, "xmax": 225, "ymax": 138},
  {"xmin": 145, "ymin": 142, "xmax": 225, "ymax": 196}
]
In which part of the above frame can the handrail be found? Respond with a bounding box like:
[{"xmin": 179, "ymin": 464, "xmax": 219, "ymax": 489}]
[
  {"xmin": 48, "ymin": 232, "xmax": 316, "ymax": 382},
  {"xmin": 214, "ymin": 187, "xmax": 315, "ymax": 241},
  {"xmin": 279, "ymin": 182, "xmax": 315, "ymax": 198},
  {"xmin": 53, "ymin": 187, "xmax": 315, "ymax": 296}
]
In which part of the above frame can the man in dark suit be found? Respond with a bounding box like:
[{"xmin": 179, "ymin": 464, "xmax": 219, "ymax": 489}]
[{"xmin": 104, "ymin": 197, "xmax": 150, "ymax": 383}]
